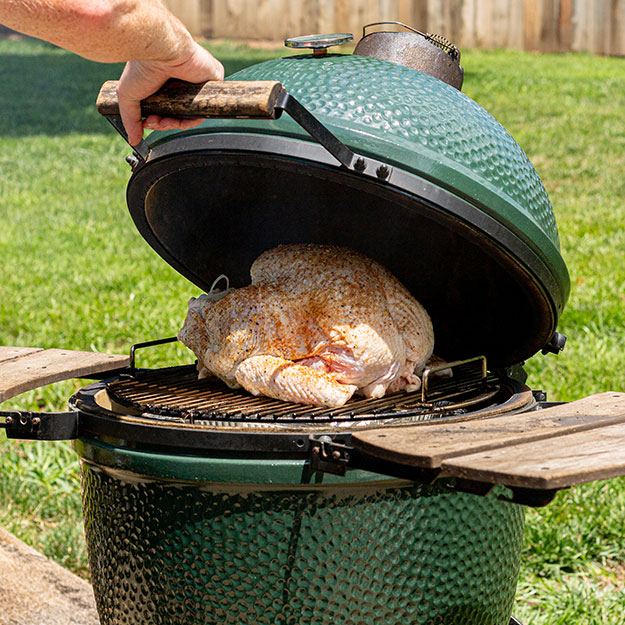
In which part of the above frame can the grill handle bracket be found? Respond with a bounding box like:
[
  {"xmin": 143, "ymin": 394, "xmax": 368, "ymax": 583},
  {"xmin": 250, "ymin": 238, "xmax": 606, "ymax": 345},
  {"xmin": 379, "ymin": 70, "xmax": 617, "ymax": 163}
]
[
  {"xmin": 307, "ymin": 433, "xmax": 564, "ymax": 508},
  {"xmin": 0, "ymin": 410, "xmax": 78, "ymax": 441},
  {"xmin": 103, "ymin": 114, "xmax": 150, "ymax": 162},
  {"xmin": 96, "ymin": 79, "xmax": 392, "ymax": 179}
]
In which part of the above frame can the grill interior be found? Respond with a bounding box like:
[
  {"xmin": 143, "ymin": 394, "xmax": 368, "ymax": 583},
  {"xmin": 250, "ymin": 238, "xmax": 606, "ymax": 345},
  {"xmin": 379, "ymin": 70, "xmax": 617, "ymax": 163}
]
[{"xmin": 105, "ymin": 358, "xmax": 502, "ymax": 428}]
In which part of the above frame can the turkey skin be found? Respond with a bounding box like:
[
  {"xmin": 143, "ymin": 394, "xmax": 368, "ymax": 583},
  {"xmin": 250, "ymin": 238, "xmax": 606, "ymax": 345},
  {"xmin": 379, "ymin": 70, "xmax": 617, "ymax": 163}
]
[{"xmin": 179, "ymin": 244, "xmax": 434, "ymax": 408}]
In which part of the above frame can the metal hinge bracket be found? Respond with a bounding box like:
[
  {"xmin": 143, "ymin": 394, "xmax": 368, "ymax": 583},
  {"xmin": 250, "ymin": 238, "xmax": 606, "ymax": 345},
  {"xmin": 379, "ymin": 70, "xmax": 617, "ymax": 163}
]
[
  {"xmin": 309, "ymin": 435, "xmax": 354, "ymax": 476},
  {"xmin": 0, "ymin": 410, "xmax": 78, "ymax": 440},
  {"xmin": 104, "ymin": 115, "xmax": 150, "ymax": 164},
  {"xmin": 275, "ymin": 91, "xmax": 393, "ymax": 181}
]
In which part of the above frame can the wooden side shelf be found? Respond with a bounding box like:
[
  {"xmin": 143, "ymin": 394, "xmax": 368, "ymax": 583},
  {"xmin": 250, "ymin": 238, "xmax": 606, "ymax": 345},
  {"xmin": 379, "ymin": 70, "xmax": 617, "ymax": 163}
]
[
  {"xmin": 442, "ymin": 420, "xmax": 625, "ymax": 489},
  {"xmin": 352, "ymin": 392, "xmax": 625, "ymax": 492},
  {"xmin": 0, "ymin": 346, "xmax": 128, "ymax": 403}
]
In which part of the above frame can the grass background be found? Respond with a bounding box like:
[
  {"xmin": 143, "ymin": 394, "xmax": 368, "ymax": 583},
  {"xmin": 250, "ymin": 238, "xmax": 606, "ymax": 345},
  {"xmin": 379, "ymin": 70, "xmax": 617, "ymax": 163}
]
[{"xmin": 1, "ymin": 37, "xmax": 625, "ymax": 622}]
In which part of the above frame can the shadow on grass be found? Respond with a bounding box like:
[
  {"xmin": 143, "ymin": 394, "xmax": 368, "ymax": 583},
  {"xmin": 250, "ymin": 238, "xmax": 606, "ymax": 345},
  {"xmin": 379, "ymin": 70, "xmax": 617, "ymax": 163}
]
[
  {"xmin": 0, "ymin": 43, "xmax": 279, "ymax": 138},
  {"xmin": 0, "ymin": 52, "xmax": 124, "ymax": 137}
]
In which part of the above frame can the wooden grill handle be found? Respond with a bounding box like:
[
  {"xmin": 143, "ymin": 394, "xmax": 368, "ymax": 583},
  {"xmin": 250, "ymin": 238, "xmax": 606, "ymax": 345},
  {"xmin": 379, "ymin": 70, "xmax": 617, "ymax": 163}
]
[{"xmin": 96, "ymin": 79, "xmax": 285, "ymax": 119}]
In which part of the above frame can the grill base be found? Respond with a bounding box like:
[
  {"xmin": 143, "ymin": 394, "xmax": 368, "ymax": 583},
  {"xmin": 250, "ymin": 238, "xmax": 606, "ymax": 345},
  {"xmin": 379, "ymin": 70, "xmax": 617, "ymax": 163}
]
[{"xmin": 80, "ymin": 457, "xmax": 524, "ymax": 625}]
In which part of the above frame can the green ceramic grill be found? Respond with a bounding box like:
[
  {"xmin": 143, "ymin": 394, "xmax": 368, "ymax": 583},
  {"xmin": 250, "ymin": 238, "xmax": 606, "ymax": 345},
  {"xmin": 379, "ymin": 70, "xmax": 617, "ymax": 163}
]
[{"xmin": 4, "ymin": 25, "xmax": 575, "ymax": 625}]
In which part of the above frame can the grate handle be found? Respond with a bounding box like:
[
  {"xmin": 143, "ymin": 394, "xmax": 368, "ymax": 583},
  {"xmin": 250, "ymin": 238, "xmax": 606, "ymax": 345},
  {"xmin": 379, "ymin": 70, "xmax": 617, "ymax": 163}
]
[{"xmin": 129, "ymin": 337, "xmax": 179, "ymax": 375}]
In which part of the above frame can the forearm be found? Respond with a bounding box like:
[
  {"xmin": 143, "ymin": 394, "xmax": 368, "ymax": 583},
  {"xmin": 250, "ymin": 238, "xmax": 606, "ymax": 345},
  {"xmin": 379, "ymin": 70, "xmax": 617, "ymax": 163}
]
[
  {"xmin": 1, "ymin": 0, "xmax": 223, "ymax": 145},
  {"xmin": 0, "ymin": 0, "xmax": 194, "ymax": 63}
]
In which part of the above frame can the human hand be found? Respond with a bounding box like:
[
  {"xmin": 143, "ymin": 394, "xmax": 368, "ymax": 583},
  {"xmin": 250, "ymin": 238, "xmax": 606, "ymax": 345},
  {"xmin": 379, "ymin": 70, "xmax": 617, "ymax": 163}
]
[{"xmin": 117, "ymin": 41, "xmax": 224, "ymax": 146}]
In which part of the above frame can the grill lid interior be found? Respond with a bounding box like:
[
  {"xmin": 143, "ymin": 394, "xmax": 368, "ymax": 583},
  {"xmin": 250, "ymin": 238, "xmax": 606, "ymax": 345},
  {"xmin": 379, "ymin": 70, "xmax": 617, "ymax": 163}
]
[{"xmin": 127, "ymin": 144, "xmax": 559, "ymax": 368}]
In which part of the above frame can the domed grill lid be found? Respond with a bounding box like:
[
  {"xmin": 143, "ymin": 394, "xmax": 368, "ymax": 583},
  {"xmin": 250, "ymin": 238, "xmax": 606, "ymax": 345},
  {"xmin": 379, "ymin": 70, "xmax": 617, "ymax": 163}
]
[{"xmin": 96, "ymin": 58, "xmax": 569, "ymax": 369}]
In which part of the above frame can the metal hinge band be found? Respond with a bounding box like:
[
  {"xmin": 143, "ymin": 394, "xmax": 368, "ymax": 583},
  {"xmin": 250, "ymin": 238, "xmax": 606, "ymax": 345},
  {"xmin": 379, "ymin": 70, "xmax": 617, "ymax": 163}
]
[{"xmin": 0, "ymin": 410, "xmax": 78, "ymax": 440}]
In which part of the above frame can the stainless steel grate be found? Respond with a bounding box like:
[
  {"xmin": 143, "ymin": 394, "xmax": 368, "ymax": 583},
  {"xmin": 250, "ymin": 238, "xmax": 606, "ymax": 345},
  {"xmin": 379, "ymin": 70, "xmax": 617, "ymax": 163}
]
[{"xmin": 106, "ymin": 356, "xmax": 500, "ymax": 426}]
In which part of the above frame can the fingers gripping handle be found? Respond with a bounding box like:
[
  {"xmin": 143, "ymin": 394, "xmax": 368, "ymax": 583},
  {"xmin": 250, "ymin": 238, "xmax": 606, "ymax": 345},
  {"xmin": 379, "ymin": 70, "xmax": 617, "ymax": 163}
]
[{"xmin": 96, "ymin": 79, "xmax": 285, "ymax": 119}]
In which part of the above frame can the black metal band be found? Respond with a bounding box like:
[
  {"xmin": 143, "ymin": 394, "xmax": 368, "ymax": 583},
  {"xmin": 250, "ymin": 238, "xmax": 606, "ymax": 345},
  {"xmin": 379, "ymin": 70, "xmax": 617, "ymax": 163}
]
[{"xmin": 0, "ymin": 410, "xmax": 78, "ymax": 440}]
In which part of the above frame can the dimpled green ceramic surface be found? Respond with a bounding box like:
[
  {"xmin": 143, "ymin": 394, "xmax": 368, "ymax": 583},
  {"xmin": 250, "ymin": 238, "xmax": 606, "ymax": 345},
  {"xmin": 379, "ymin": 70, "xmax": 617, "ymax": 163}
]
[
  {"xmin": 79, "ymin": 441, "xmax": 525, "ymax": 625},
  {"xmin": 231, "ymin": 56, "xmax": 557, "ymax": 239}
]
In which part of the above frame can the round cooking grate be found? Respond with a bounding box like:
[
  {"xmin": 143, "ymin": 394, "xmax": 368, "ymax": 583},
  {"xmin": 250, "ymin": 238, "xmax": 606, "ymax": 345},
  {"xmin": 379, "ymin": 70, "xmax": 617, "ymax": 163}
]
[{"xmin": 105, "ymin": 364, "xmax": 503, "ymax": 429}]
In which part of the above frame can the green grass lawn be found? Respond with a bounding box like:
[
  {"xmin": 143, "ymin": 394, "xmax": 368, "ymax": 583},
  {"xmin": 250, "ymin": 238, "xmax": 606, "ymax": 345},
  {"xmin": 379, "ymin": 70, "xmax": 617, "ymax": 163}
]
[{"xmin": 1, "ymin": 37, "xmax": 625, "ymax": 623}]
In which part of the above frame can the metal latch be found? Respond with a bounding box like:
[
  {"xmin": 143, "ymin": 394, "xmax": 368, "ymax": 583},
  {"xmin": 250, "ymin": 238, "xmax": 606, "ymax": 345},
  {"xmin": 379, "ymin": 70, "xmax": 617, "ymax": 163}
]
[
  {"xmin": 309, "ymin": 435, "xmax": 353, "ymax": 476},
  {"xmin": 541, "ymin": 331, "xmax": 567, "ymax": 355},
  {"xmin": 0, "ymin": 410, "xmax": 78, "ymax": 440}
]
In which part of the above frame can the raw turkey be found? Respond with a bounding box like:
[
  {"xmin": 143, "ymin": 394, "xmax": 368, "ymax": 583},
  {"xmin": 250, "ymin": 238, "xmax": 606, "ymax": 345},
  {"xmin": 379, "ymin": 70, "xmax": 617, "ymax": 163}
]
[{"xmin": 178, "ymin": 244, "xmax": 435, "ymax": 408}]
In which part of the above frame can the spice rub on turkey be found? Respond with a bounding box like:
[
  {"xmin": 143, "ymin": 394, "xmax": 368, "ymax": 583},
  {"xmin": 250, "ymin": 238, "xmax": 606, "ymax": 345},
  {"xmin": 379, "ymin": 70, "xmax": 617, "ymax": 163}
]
[{"xmin": 178, "ymin": 244, "xmax": 434, "ymax": 408}]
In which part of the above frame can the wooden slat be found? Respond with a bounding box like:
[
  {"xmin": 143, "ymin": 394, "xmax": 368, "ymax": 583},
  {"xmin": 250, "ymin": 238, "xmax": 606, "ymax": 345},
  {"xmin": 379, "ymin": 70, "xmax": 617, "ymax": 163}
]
[
  {"xmin": 379, "ymin": 0, "xmax": 398, "ymax": 25},
  {"xmin": 443, "ymin": 421, "xmax": 625, "ymax": 489},
  {"xmin": 460, "ymin": 0, "xmax": 478, "ymax": 48},
  {"xmin": 491, "ymin": 0, "xmax": 512, "ymax": 49},
  {"xmin": 198, "ymin": 0, "xmax": 214, "ymax": 38},
  {"xmin": 430, "ymin": 0, "xmax": 466, "ymax": 42},
  {"xmin": 352, "ymin": 392, "xmax": 625, "ymax": 469},
  {"xmin": 571, "ymin": 0, "xmax": 590, "ymax": 52},
  {"xmin": 475, "ymin": 0, "xmax": 495, "ymax": 47},
  {"xmin": 210, "ymin": 0, "xmax": 245, "ymax": 38},
  {"xmin": 317, "ymin": 0, "xmax": 336, "ymax": 36},
  {"xmin": 543, "ymin": 0, "xmax": 560, "ymax": 51},
  {"xmin": 397, "ymin": 0, "xmax": 415, "ymax": 28},
  {"xmin": 334, "ymin": 0, "xmax": 352, "ymax": 34},
  {"xmin": 300, "ymin": 0, "xmax": 321, "ymax": 36},
  {"xmin": 427, "ymin": 0, "xmax": 446, "ymax": 38},
  {"xmin": 412, "ymin": 0, "xmax": 429, "ymax": 31},
  {"xmin": 256, "ymin": 0, "xmax": 287, "ymax": 39},
  {"xmin": 446, "ymin": 0, "xmax": 465, "ymax": 44},
  {"xmin": 609, "ymin": 0, "xmax": 625, "ymax": 55},
  {"xmin": 0, "ymin": 346, "xmax": 43, "ymax": 365},
  {"xmin": 559, "ymin": 0, "xmax": 574, "ymax": 51},
  {"xmin": 286, "ymin": 0, "xmax": 305, "ymax": 38},
  {"xmin": 0, "ymin": 348, "xmax": 129, "ymax": 403},
  {"xmin": 506, "ymin": 0, "xmax": 525, "ymax": 49},
  {"xmin": 587, "ymin": 0, "xmax": 608, "ymax": 55},
  {"xmin": 164, "ymin": 0, "xmax": 203, "ymax": 36},
  {"xmin": 163, "ymin": 0, "xmax": 625, "ymax": 56},
  {"xmin": 348, "ymin": 0, "xmax": 378, "ymax": 37}
]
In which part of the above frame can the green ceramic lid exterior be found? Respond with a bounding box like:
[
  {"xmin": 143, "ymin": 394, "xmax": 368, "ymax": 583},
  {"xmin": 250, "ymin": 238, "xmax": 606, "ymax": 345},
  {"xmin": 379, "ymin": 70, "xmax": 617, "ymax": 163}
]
[{"xmin": 239, "ymin": 55, "xmax": 560, "ymax": 240}]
